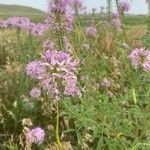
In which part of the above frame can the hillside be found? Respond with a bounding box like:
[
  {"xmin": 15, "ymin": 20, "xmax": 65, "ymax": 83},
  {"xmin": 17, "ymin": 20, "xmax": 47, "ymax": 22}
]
[{"xmin": 0, "ymin": 4, "xmax": 46, "ymax": 22}]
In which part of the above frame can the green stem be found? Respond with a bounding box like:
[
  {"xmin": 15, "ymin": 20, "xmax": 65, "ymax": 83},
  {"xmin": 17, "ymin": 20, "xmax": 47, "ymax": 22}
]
[
  {"xmin": 107, "ymin": 0, "xmax": 112, "ymax": 22},
  {"xmin": 116, "ymin": 0, "xmax": 127, "ymax": 42},
  {"xmin": 116, "ymin": 0, "xmax": 120, "ymax": 16},
  {"xmin": 55, "ymin": 100, "xmax": 62, "ymax": 150},
  {"xmin": 76, "ymin": 14, "xmax": 86, "ymax": 41},
  {"xmin": 57, "ymin": 31, "xmax": 63, "ymax": 50}
]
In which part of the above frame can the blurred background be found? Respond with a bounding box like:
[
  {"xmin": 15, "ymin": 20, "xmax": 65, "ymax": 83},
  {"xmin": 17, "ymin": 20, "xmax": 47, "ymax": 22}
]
[{"xmin": 0, "ymin": 0, "xmax": 148, "ymax": 14}]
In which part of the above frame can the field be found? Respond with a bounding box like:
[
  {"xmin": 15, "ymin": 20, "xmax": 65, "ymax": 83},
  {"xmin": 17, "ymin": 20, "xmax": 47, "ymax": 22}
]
[
  {"xmin": 0, "ymin": 4, "xmax": 46, "ymax": 22},
  {"xmin": 1, "ymin": 1, "xmax": 150, "ymax": 150}
]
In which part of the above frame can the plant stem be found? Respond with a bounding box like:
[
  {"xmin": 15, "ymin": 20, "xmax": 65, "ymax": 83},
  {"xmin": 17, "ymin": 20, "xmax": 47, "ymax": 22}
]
[
  {"xmin": 58, "ymin": 30, "xmax": 63, "ymax": 50},
  {"xmin": 55, "ymin": 100, "xmax": 62, "ymax": 150},
  {"xmin": 107, "ymin": 0, "xmax": 112, "ymax": 22}
]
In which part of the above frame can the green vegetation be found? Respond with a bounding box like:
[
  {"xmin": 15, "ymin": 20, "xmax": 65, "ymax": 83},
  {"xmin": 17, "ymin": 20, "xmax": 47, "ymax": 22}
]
[{"xmin": 1, "ymin": 2, "xmax": 150, "ymax": 150}]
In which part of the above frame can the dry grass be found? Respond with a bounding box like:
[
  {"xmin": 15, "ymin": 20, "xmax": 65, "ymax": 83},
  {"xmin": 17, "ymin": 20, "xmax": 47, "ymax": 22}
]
[{"xmin": 127, "ymin": 25, "xmax": 147, "ymax": 48}]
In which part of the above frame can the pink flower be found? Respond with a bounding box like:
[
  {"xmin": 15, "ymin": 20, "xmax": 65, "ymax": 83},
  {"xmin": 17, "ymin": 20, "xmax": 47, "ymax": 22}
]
[
  {"xmin": 112, "ymin": 18, "xmax": 121, "ymax": 31},
  {"xmin": 43, "ymin": 40, "xmax": 55, "ymax": 50},
  {"xmin": 31, "ymin": 23, "xmax": 48, "ymax": 36},
  {"xmin": 119, "ymin": 1, "xmax": 130, "ymax": 12},
  {"xmin": 64, "ymin": 74, "xmax": 81, "ymax": 96},
  {"xmin": 26, "ymin": 127, "xmax": 45, "ymax": 144},
  {"xmin": 129, "ymin": 48, "xmax": 150, "ymax": 72},
  {"xmin": 0, "ymin": 20, "xmax": 7, "ymax": 28},
  {"xmin": 26, "ymin": 60, "xmax": 47, "ymax": 80},
  {"xmin": 26, "ymin": 49, "xmax": 81, "ymax": 98},
  {"xmin": 30, "ymin": 88, "xmax": 41, "ymax": 99},
  {"xmin": 112, "ymin": 12, "xmax": 121, "ymax": 31},
  {"xmin": 71, "ymin": 0, "xmax": 83, "ymax": 13},
  {"xmin": 46, "ymin": 0, "xmax": 74, "ymax": 32},
  {"xmin": 112, "ymin": 12, "xmax": 119, "ymax": 19},
  {"xmin": 85, "ymin": 26, "xmax": 97, "ymax": 38},
  {"xmin": 6, "ymin": 17, "xmax": 31, "ymax": 29}
]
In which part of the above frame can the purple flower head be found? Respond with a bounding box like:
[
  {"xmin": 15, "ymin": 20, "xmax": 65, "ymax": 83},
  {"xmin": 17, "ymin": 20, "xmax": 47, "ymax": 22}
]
[
  {"xmin": 112, "ymin": 18, "xmax": 121, "ymax": 31},
  {"xmin": 85, "ymin": 26, "xmax": 97, "ymax": 38},
  {"xmin": 64, "ymin": 85, "xmax": 81, "ymax": 96},
  {"xmin": 41, "ymin": 79, "xmax": 59, "ymax": 96},
  {"xmin": 26, "ymin": 127, "xmax": 45, "ymax": 144},
  {"xmin": 71, "ymin": 0, "xmax": 83, "ymax": 12},
  {"xmin": 143, "ymin": 61, "xmax": 150, "ymax": 72},
  {"xmin": 112, "ymin": 12, "xmax": 119, "ymax": 19},
  {"xmin": 64, "ymin": 74, "xmax": 81, "ymax": 96},
  {"xmin": 66, "ymin": 11, "xmax": 74, "ymax": 32},
  {"xmin": 112, "ymin": 12, "xmax": 121, "ymax": 31},
  {"xmin": 46, "ymin": 0, "xmax": 74, "ymax": 32},
  {"xmin": 25, "ymin": 22, "xmax": 35, "ymax": 32},
  {"xmin": 26, "ymin": 60, "xmax": 47, "ymax": 80},
  {"xmin": 26, "ymin": 49, "xmax": 80, "ymax": 98},
  {"xmin": 43, "ymin": 40, "xmax": 55, "ymax": 50},
  {"xmin": 6, "ymin": 17, "xmax": 31, "ymax": 29},
  {"xmin": 48, "ymin": 0, "xmax": 71, "ymax": 14},
  {"xmin": 119, "ymin": 1, "xmax": 130, "ymax": 12},
  {"xmin": 30, "ymin": 87, "xmax": 41, "ymax": 99},
  {"xmin": 0, "ymin": 20, "xmax": 7, "ymax": 28},
  {"xmin": 129, "ymin": 48, "xmax": 150, "ymax": 72},
  {"xmin": 42, "ymin": 50, "xmax": 70, "ymax": 65},
  {"xmin": 31, "ymin": 23, "xmax": 48, "ymax": 36}
]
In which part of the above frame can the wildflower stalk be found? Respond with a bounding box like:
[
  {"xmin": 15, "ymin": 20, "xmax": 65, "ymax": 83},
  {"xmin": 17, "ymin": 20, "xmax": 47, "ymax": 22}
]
[
  {"xmin": 115, "ymin": 0, "xmax": 122, "ymax": 27},
  {"xmin": 147, "ymin": 0, "xmax": 150, "ymax": 32},
  {"xmin": 76, "ymin": 14, "xmax": 85, "ymax": 42},
  {"xmin": 16, "ymin": 28, "xmax": 21, "ymax": 61},
  {"xmin": 115, "ymin": 0, "xmax": 127, "ymax": 42},
  {"xmin": 57, "ymin": 30, "xmax": 64, "ymax": 50},
  {"xmin": 115, "ymin": 0, "xmax": 120, "ymax": 16},
  {"xmin": 132, "ymin": 87, "xmax": 137, "ymax": 105},
  {"xmin": 57, "ymin": 12, "xmax": 64, "ymax": 50},
  {"xmin": 55, "ymin": 15, "xmax": 64, "ymax": 148},
  {"xmin": 107, "ymin": 0, "xmax": 112, "ymax": 22},
  {"xmin": 55, "ymin": 100, "xmax": 62, "ymax": 150}
]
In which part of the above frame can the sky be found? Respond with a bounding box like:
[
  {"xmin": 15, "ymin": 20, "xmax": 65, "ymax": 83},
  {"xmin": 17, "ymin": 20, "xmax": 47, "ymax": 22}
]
[{"xmin": 0, "ymin": 0, "xmax": 148, "ymax": 14}]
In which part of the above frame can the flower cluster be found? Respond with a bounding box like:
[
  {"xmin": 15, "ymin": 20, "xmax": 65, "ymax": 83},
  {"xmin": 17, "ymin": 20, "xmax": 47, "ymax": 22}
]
[
  {"xmin": 129, "ymin": 48, "xmax": 150, "ymax": 72},
  {"xmin": 46, "ymin": 0, "xmax": 74, "ymax": 32},
  {"xmin": 0, "ymin": 20, "xmax": 7, "ymax": 28},
  {"xmin": 26, "ymin": 49, "xmax": 81, "ymax": 98},
  {"xmin": 26, "ymin": 127, "xmax": 45, "ymax": 144},
  {"xmin": 85, "ymin": 26, "xmax": 97, "ymax": 38},
  {"xmin": 71, "ymin": 0, "xmax": 83, "ymax": 14},
  {"xmin": 119, "ymin": 1, "xmax": 130, "ymax": 12},
  {"xmin": 6, "ymin": 17, "xmax": 31, "ymax": 29},
  {"xmin": 30, "ymin": 87, "xmax": 41, "ymax": 99},
  {"xmin": 43, "ymin": 40, "xmax": 55, "ymax": 50},
  {"xmin": 112, "ymin": 12, "xmax": 121, "ymax": 31},
  {"xmin": 0, "ymin": 17, "xmax": 48, "ymax": 36},
  {"xmin": 30, "ymin": 23, "xmax": 48, "ymax": 36}
]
